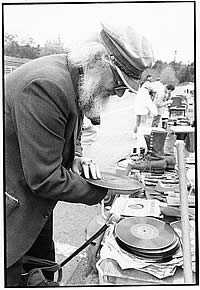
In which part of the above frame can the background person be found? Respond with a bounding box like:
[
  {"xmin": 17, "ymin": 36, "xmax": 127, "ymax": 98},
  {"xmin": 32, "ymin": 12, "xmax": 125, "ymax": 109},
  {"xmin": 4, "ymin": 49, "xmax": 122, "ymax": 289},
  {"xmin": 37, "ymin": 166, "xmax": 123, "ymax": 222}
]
[
  {"xmin": 5, "ymin": 23, "xmax": 154, "ymax": 286},
  {"xmin": 151, "ymin": 77, "xmax": 164, "ymax": 93},
  {"xmin": 81, "ymin": 116, "xmax": 100, "ymax": 157},
  {"xmin": 151, "ymin": 83, "xmax": 175, "ymax": 127},
  {"xmin": 140, "ymin": 74, "xmax": 154, "ymax": 101},
  {"xmin": 133, "ymin": 82, "xmax": 157, "ymax": 133},
  {"xmin": 132, "ymin": 82, "xmax": 157, "ymax": 153},
  {"xmin": 140, "ymin": 74, "xmax": 152, "ymax": 88}
]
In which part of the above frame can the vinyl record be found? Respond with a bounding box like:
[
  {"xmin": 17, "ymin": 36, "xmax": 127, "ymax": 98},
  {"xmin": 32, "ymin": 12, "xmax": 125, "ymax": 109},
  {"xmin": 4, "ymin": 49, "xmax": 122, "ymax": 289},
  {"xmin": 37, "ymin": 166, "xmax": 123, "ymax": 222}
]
[
  {"xmin": 115, "ymin": 217, "xmax": 175, "ymax": 250},
  {"xmin": 122, "ymin": 234, "xmax": 179, "ymax": 255},
  {"xmin": 85, "ymin": 172, "xmax": 143, "ymax": 191},
  {"xmin": 136, "ymin": 236, "xmax": 180, "ymax": 256},
  {"xmin": 116, "ymin": 237, "xmax": 180, "ymax": 263},
  {"xmin": 131, "ymin": 244, "xmax": 180, "ymax": 261},
  {"xmin": 116, "ymin": 236, "xmax": 180, "ymax": 258}
]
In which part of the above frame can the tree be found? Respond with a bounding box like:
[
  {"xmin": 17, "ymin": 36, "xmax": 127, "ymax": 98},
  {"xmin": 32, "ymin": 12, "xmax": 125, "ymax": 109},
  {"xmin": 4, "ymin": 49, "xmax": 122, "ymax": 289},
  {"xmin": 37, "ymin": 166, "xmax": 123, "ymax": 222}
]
[
  {"xmin": 160, "ymin": 66, "xmax": 179, "ymax": 85},
  {"xmin": 188, "ymin": 62, "xmax": 194, "ymax": 82},
  {"xmin": 39, "ymin": 35, "xmax": 67, "ymax": 56},
  {"xmin": 4, "ymin": 33, "xmax": 20, "ymax": 57},
  {"xmin": 141, "ymin": 60, "xmax": 169, "ymax": 83},
  {"xmin": 175, "ymin": 62, "xmax": 194, "ymax": 83},
  {"xmin": 152, "ymin": 60, "xmax": 168, "ymax": 72},
  {"xmin": 4, "ymin": 33, "xmax": 40, "ymax": 59}
]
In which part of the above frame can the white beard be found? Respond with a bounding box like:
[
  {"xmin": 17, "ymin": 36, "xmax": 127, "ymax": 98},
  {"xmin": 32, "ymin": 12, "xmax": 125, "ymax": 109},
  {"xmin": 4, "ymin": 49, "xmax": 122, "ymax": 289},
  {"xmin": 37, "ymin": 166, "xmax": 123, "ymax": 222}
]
[{"xmin": 78, "ymin": 71, "xmax": 113, "ymax": 124}]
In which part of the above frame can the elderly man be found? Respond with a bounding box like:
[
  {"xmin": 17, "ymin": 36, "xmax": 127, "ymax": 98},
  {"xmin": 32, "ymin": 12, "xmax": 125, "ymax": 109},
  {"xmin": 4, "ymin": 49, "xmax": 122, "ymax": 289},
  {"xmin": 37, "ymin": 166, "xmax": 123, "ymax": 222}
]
[{"xmin": 5, "ymin": 24, "xmax": 154, "ymax": 286}]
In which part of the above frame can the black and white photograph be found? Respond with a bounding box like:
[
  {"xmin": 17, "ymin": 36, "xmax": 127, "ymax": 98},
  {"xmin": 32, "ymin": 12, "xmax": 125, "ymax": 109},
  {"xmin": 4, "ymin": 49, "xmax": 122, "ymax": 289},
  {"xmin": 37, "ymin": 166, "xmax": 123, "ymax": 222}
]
[{"xmin": 2, "ymin": 0, "xmax": 198, "ymax": 287}]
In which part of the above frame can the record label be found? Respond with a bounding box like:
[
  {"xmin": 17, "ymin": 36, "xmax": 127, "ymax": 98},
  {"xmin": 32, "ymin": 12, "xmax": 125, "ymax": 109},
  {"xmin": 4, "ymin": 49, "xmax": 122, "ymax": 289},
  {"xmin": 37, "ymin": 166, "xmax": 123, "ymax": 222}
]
[
  {"xmin": 130, "ymin": 224, "xmax": 159, "ymax": 239},
  {"xmin": 128, "ymin": 204, "xmax": 144, "ymax": 210}
]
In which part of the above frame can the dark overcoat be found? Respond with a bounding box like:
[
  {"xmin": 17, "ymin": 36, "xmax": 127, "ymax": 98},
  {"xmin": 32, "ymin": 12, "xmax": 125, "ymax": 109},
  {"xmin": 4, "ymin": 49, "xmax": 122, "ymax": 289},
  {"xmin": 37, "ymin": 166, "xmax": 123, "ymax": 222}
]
[{"xmin": 5, "ymin": 54, "xmax": 107, "ymax": 268}]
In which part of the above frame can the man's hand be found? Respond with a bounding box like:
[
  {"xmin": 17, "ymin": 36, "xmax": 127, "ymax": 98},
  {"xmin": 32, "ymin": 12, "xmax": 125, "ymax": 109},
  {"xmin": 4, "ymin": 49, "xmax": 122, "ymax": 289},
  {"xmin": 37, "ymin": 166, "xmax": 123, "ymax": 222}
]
[{"xmin": 71, "ymin": 157, "xmax": 101, "ymax": 179}]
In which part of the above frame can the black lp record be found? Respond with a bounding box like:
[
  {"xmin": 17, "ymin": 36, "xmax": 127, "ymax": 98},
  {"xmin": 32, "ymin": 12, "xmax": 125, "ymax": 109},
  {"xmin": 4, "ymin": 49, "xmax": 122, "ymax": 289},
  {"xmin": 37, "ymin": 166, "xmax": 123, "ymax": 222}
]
[
  {"xmin": 115, "ymin": 217, "xmax": 176, "ymax": 250},
  {"xmin": 85, "ymin": 171, "xmax": 143, "ymax": 191}
]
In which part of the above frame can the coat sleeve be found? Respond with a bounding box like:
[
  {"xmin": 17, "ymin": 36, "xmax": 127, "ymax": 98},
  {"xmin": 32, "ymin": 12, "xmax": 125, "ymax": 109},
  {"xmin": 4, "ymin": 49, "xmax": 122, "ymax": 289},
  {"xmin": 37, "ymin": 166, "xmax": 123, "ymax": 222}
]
[{"xmin": 11, "ymin": 79, "xmax": 107, "ymax": 205}]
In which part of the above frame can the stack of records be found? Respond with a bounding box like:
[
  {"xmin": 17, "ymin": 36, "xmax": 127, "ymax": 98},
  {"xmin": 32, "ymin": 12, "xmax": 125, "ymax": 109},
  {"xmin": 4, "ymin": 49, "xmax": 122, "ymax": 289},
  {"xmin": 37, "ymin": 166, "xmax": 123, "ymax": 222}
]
[{"xmin": 114, "ymin": 217, "xmax": 181, "ymax": 263}]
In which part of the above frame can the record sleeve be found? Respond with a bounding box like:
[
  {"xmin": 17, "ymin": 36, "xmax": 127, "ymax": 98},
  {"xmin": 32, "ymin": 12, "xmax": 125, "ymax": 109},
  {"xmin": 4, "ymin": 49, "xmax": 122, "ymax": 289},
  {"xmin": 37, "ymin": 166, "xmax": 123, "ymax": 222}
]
[{"xmin": 110, "ymin": 197, "xmax": 161, "ymax": 217}]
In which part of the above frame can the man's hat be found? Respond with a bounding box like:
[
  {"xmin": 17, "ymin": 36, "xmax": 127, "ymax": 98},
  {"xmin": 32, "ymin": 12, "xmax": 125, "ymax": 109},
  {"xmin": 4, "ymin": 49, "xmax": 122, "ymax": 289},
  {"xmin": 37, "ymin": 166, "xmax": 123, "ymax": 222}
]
[{"xmin": 99, "ymin": 24, "xmax": 155, "ymax": 93}]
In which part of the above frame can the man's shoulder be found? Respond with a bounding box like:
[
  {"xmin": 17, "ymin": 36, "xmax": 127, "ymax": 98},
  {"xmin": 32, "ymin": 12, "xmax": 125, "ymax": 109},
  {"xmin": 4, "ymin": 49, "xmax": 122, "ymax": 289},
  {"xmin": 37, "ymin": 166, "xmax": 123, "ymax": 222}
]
[
  {"xmin": 8, "ymin": 54, "xmax": 69, "ymax": 86},
  {"xmin": 28, "ymin": 54, "xmax": 67, "ymax": 72}
]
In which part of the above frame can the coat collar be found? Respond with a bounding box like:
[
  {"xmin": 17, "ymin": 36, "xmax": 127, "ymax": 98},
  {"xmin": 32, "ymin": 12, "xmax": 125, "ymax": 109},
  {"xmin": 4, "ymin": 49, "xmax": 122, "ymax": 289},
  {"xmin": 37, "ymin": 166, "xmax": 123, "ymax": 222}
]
[
  {"xmin": 66, "ymin": 56, "xmax": 81, "ymax": 106},
  {"xmin": 65, "ymin": 55, "xmax": 84, "ymax": 154}
]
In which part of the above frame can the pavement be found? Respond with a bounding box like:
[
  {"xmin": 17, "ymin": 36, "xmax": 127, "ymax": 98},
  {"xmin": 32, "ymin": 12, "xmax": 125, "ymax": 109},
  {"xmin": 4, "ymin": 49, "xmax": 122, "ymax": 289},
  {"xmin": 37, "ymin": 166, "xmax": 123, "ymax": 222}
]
[{"xmin": 54, "ymin": 203, "xmax": 101, "ymax": 286}]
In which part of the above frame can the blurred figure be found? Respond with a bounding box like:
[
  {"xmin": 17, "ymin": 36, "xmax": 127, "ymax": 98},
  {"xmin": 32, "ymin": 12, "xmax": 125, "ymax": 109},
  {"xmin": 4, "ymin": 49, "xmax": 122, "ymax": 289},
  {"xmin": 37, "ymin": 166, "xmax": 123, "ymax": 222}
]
[
  {"xmin": 132, "ymin": 82, "xmax": 157, "ymax": 153},
  {"xmin": 140, "ymin": 74, "xmax": 152, "ymax": 88},
  {"xmin": 141, "ymin": 74, "xmax": 154, "ymax": 101},
  {"xmin": 151, "ymin": 83, "xmax": 175, "ymax": 127},
  {"xmin": 81, "ymin": 116, "xmax": 100, "ymax": 157},
  {"xmin": 151, "ymin": 77, "xmax": 164, "ymax": 95},
  {"xmin": 134, "ymin": 82, "xmax": 157, "ymax": 133}
]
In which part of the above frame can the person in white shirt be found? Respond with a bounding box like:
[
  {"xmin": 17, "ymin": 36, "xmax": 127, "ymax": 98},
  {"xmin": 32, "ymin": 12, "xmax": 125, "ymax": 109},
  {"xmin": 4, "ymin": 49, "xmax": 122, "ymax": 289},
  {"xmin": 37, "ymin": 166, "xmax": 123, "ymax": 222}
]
[
  {"xmin": 133, "ymin": 82, "xmax": 157, "ymax": 133},
  {"xmin": 151, "ymin": 82, "xmax": 175, "ymax": 127}
]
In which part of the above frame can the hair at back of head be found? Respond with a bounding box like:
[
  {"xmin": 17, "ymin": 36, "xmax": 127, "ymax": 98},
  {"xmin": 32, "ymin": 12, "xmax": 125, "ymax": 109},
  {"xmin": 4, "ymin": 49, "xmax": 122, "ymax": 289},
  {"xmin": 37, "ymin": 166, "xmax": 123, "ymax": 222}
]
[{"xmin": 68, "ymin": 42, "xmax": 107, "ymax": 70}]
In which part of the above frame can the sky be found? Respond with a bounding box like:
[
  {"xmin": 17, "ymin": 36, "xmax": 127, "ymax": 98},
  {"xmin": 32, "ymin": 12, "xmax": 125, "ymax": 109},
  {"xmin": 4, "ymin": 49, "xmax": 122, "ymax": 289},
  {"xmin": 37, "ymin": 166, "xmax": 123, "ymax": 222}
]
[{"xmin": 3, "ymin": 1, "xmax": 195, "ymax": 64}]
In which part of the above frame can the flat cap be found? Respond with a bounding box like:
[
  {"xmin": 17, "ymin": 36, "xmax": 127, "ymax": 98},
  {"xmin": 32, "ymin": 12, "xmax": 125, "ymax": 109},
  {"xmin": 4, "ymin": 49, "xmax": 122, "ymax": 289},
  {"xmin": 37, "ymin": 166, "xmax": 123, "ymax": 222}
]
[{"xmin": 99, "ymin": 24, "xmax": 155, "ymax": 92}]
